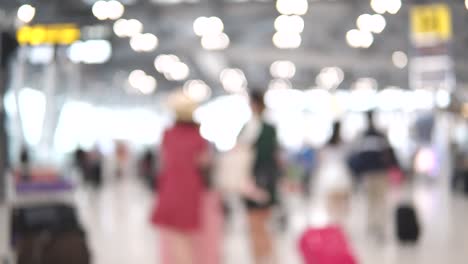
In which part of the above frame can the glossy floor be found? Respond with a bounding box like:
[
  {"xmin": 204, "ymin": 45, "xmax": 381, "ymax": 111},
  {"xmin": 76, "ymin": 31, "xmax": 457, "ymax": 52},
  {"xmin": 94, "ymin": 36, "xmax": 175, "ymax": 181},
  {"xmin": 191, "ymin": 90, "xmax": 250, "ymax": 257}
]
[
  {"xmin": 2, "ymin": 175, "xmax": 468, "ymax": 264},
  {"xmin": 75, "ymin": 176, "xmax": 468, "ymax": 264}
]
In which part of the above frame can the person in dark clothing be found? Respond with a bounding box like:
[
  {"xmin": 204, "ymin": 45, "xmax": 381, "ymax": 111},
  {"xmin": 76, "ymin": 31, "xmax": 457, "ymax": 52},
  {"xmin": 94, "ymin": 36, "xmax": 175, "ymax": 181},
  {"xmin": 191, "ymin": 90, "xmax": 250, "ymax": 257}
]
[
  {"xmin": 73, "ymin": 148, "xmax": 87, "ymax": 175},
  {"xmin": 240, "ymin": 91, "xmax": 281, "ymax": 264},
  {"xmin": 19, "ymin": 147, "xmax": 31, "ymax": 182},
  {"xmin": 350, "ymin": 111, "xmax": 396, "ymax": 241},
  {"xmin": 139, "ymin": 149, "xmax": 157, "ymax": 191}
]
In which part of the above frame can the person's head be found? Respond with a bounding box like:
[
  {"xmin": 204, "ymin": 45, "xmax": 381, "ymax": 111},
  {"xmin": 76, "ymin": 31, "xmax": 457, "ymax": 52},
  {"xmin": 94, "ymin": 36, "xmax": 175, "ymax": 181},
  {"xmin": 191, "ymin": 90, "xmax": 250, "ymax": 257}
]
[
  {"xmin": 250, "ymin": 90, "xmax": 266, "ymax": 116},
  {"xmin": 168, "ymin": 89, "xmax": 198, "ymax": 123},
  {"xmin": 74, "ymin": 148, "xmax": 85, "ymax": 159},
  {"xmin": 328, "ymin": 122, "xmax": 342, "ymax": 146},
  {"xmin": 20, "ymin": 147, "xmax": 29, "ymax": 164},
  {"xmin": 143, "ymin": 149, "xmax": 153, "ymax": 160}
]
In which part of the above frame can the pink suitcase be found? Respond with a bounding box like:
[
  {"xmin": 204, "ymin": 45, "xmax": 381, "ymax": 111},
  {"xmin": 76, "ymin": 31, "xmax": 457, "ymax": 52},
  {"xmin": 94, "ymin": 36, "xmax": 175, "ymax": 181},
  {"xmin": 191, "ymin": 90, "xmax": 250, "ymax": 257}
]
[{"xmin": 299, "ymin": 225, "xmax": 357, "ymax": 264}]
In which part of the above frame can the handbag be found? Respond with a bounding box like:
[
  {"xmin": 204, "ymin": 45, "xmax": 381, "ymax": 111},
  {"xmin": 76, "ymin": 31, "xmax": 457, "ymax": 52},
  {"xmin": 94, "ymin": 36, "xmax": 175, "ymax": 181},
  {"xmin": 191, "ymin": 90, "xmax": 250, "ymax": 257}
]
[
  {"xmin": 214, "ymin": 144, "xmax": 254, "ymax": 193},
  {"xmin": 214, "ymin": 144, "xmax": 269, "ymax": 202}
]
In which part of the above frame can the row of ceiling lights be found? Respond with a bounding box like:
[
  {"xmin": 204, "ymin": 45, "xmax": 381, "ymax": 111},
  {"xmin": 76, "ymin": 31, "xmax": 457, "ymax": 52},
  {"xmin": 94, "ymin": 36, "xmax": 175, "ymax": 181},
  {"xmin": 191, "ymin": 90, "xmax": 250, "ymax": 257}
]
[
  {"xmin": 346, "ymin": 0, "xmax": 401, "ymax": 49},
  {"xmin": 273, "ymin": 0, "xmax": 307, "ymax": 49},
  {"xmin": 193, "ymin": 16, "xmax": 230, "ymax": 51},
  {"xmin": 268, "ymin": 62, "xmax": 344, "ymax": 91},
  {"xmin": 127, "ymin": 68, "xmax": 211, "ymax": 102},
  {"xmin": 17, "ymin": 1, "xmax": 415, "ymax": 99},
  {"xmin": 268, "ymin": 58, "xmax": 408, "ymax": 91},
  {"xmin": 93, "ymin": 1, "xmax": 195, "ymax": 97},
  {"xmin": 92, "ymin": 0, "xmax": 125, "ymax": 21},
  {"xmin": 128, "ymin": 53, "xmax": 212, "ymax": 100}
]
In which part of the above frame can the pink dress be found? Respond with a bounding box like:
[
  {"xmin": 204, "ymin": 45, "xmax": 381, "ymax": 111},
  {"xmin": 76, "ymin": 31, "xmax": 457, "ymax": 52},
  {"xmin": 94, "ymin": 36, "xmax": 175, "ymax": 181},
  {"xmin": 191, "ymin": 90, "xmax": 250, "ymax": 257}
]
[{"xmin": 151, "ymin": 123, "xmax": 207, "ymax": 231}]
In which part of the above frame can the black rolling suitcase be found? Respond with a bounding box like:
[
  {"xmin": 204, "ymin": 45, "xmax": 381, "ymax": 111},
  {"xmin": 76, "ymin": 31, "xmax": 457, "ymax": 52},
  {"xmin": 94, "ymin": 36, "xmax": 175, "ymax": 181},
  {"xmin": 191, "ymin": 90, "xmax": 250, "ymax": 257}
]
[
  {"xmin": 13, "ymin": 204, "xmax": 91, "ymax": 264},
  {"xmin": 395, "ymin": 204, "xmax": 420, "ymax": 243}
]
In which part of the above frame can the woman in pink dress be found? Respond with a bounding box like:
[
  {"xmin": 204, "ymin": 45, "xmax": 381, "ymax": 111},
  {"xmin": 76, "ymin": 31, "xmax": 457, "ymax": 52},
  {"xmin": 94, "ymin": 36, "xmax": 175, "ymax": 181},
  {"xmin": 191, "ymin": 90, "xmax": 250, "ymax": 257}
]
[{"xmin": 151, "ymin": 91, "xmax": 220, "ymax": 264}]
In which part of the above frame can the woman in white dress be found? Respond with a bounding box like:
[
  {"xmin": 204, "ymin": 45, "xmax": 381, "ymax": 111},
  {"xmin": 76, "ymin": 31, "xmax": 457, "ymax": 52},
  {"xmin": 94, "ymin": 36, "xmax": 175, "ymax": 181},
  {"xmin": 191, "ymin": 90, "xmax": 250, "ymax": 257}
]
[{"xmin": 314, "ymin": 122, "xmax": 352, "ymax": 223}]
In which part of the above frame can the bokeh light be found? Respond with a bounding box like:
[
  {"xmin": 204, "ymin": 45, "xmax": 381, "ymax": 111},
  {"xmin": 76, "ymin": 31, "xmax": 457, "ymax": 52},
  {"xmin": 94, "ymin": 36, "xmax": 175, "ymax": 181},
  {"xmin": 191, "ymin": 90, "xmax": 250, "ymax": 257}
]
[
  {"xmin": 130, "ymin": 33, "xmax": 158, "ymax": 52},
  {"xmin": 201, "ymin": 33, "xmax": 230, "ymax": 50},
  {"xmin": 183, "ymin": 80, "xmax": 212, "ymax": 102},
  {"xmin": 273, "ymin": 31, "xmax": 302, "ymax": 49},
  {"xmin": 270, "ymin": 60, "xmax": 296, "ymax": 79},
  {"xmin": 220, "ymin": 68, "xmax": 247, "ymax": 93},
  {"xmin": 346, "ymin": 29, "xmax": 374, "ymax": 48},
  {"xmin": 17, "ymin": 4, "xmax": 36, "ymax": 23},
  {"xmin": 276, "ymin": 0, "xmax": 308, "ymax": 16},
  {"xmin": 392, "ymin": 51, "xmax": 408, "ymax": 69}
]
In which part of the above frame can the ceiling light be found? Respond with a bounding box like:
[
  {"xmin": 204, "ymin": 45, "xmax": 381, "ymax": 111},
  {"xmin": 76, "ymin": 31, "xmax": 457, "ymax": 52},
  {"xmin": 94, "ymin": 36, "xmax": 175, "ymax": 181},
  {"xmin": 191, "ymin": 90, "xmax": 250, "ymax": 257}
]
[
  {"xmin": 386, "ymin": 0, "xmax": 402, "ymax": 15},
  {"xmin": 164, "ymin": 62, "xmax": 190, "ymax": 81},
  {"xmin": 356, "ymin": 14, "xmax": 373, "ymax": 32},
  {"xmin": 205, "ymin": 17, "xmax": 224, "ymax": 36},
  {"xmin": 193, "ymin": 16, "xmax": 224, "ymax": 37},
  {"xmin": 273, "ymin": 31, "xmax": 302, "ymax": 49},
  {"xmin": 392, "ymin": 51, "xmax": 408, "ymax": 69},
  {"xmin": 270, "ymin": 60, "xmax": 296, "ymax": 79},
  {"xmin": 220, "ymin": 68, "xmax": 247, "ymax": 93},
  {"xmin": 346, "ymin": 29, "xmax": 361, "ymax": 48},
  {"xmin": 346, "ymin": 29, "xmax": 373, "ymax": 48},
  {"xmin": 154, "ymin": 54, "xmax": 180, "ymax": 73},
  {"xmin": 193, "ymin": 16, "xmax": 209, "ymax": 36},
  {"xmin": 67, "ymin": 40, "xmax": 112, "ymax": 64},
  {"xmin": 316, "ymin": 67, "xmax": 344, "ymax": 89},
  {"xmin": 138, "ymin": 76, "xmax": 157, "ymax": 94},
  {"xmin": 357, "ymin": 14, "xmax": 386, "ymax": 34},
  {"xmin": 201, "ymin": 33, "xmax": 230, "ymax": 50},
  {"xmin": 370, "ymin": 0, "xmax": 387, "ymax": 14},
  {"xmin": 360, "ymin": 31, "xmax": 374, "ymax": 48},
  {"xmin": 126, "ymin": 19, "xmax": 143, "ymax": 37},
  {"xmin": 274, "ymin": 15, "xmax": 304, "ymax": 33},
  {"xmin": 268, "ymin": 79, "xmax": 292, "ymax": 90},
  {"xmin": 128, "ymin": 70, "xmax": 157, "ymax": 94},
  {"xmin": 128, "ymin": 70, "xmax": 146, "ymax": 88},
  {"xmin": 107, "ymin": 0, "xmax": 125, "ymax": 20},
  {"xmin": 371, "ymin": 14, "xmax": 386, "ymax": 34},
  {"xmin": 184, "ymin": 80, "xmax": 211, "ymax": 102},
  {"xmin": 17, "ymin": 4, "xmax": 36, "ymax": 24},
  {"xmin": 466, "ymin": 0, "xmax": 468, "ymax": 10},
  {"xmin": 113, "ymin": 19, "xmax": 128, "ymax": 37},
  {"xmin": 92, "ymin": 1, "xmax": 109, "ymax": 20},
  {"xmin": 130, "ymin": 33, "xmax": 158, "ymax": 52},
  {"xmin": 276, "ymin": 0, "xmax": 308, "ymax": 16}
]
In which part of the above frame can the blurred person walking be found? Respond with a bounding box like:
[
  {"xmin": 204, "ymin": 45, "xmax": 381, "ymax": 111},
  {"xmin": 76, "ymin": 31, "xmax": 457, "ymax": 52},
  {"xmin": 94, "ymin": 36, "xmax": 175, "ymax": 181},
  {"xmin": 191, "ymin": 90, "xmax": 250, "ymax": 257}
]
[
  {"xmin": 314, "ymin": 122, "xmax": 352, "ymax": 223},
  {"xmin": 349, "ymin": 111, "xmax": 398, "ymax": 241},
  {"xmin": 18, "ymin": 147, "xmax": 31, "ymax": 182},
  {"xmin": 87, "ymin": 147, "xmax": 103, "ymax": 188},
  {"xmin": 138, "ymin": 149, "xmax": 157, "ymax": 191},
  {"xmin": 102, "ymin": 141, "xmax": 136, "ymax": 183},
  {"xmin": 151, "ymin": 90, "xmax": 221, "ymax": 264},
  {"xmin": 240, "ymin": 91, "xmax": 281, "ymax": 264}
]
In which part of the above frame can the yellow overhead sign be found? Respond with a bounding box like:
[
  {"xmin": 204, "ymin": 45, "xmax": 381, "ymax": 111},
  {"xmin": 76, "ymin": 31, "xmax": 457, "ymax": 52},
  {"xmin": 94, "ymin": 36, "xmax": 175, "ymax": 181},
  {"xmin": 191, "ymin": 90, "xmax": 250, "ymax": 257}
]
[
  {"xmin": 17, "ymin": 24, "xmax": 80, "ymax": 46},
  {"xmin": 411, "ymin": 4, "xmax": 452, "ymax": 42}
]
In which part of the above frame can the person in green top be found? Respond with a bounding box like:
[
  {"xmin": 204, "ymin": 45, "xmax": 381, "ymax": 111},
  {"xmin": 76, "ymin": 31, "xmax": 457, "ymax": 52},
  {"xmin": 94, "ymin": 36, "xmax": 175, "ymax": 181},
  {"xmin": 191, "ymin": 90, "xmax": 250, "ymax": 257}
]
[{"xmin": 241, "ymin": 91, "xmax": 281, "ymax": 264}]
